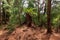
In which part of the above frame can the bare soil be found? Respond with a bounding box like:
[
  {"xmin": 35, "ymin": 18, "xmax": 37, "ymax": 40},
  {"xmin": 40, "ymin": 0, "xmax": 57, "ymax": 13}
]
[{"xmin": 0, "ymin": 25, "xmax": 60, "ymax": 40}]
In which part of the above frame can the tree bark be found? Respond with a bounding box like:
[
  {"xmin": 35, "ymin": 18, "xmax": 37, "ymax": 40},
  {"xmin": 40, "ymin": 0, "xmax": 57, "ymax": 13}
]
[
  {"xmin": 47, "ymin": 0, "xmax": 52, "ymax": 34},
  {"xmin": 37, "ymin": 0, "xmax": 40, "ymax": 26}
]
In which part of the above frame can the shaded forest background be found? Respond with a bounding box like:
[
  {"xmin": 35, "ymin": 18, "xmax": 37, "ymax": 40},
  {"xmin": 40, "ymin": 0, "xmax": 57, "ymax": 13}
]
[{"xmin": 0, "ymin": 0, "xmax": 60, "ymax": 34}]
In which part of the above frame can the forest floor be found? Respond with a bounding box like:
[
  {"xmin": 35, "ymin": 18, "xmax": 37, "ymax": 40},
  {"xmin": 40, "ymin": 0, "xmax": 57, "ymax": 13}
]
[{"xmin": 0, "ymin": 25, "xmax": 60, "ymax": 40}]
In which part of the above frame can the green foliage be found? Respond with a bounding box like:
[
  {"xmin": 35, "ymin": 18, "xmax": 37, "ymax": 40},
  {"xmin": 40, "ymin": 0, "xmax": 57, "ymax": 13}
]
[
  {"xmin": 1, "ymin": 0, "xmax": 60, "ymax": 30},
  {"xmin": 51, "ymin": 3, "xmax": 60, "ymax": 27},
  {"xmin": 24, "ymin": 8, "xmax": 37, "ymax": 16}
]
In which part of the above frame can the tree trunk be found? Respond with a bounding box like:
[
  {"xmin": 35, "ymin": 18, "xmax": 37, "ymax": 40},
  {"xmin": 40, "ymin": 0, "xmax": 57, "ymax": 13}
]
[
  {"xmin": 0, "ymin": 0, "xmax": 2, "ymax": 25},
  {"xmin": 14, "ymin": 0, "xmax": 21, "ymax": 25},
  {"xmin": 2, "ymin": 6, "xmax": 7, "ymax": 24},
  {"xmin": 26, "ymin": 13, "xmax": 32, "ymax": 27},
  {"xmin": 47, "ymin": 0, "xmax": 52, "ymax": 34},
  {"xmin": 37, "ymin": 0, "xmax": 40, "ymax": 26}
]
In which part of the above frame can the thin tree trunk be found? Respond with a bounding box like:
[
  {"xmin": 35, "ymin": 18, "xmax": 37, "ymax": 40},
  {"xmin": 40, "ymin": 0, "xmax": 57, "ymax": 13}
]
[
  {"xmin": 47, "ymin": 0, "xmax": 52, "ymax": 34},
  {"xmin": 14, "ymin": 0, "xmax": 21, "ymax": 25},
  {"xmin": 2, "ymin": 6, "xmax": 7, "ymax": 24},
  {"xmin": 18, "ymin": 0, "xmax": 23, "ymax": 25},
  {"xmin": 37, "ymin": 0, "xmax": 40, "ymax": 26},
  {"xmin": 0, "ymin": 0, "xmax": 2, "ymax": 25}
]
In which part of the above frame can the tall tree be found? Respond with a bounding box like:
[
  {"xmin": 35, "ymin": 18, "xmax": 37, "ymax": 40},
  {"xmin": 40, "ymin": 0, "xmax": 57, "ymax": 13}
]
[
  {"xmin": 47, "ymin": 0, "xmax": 52, "ymax": 33},
  {"xmin": 37, "ymin": 0, "xmax": 40, "ymax": 26}
]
